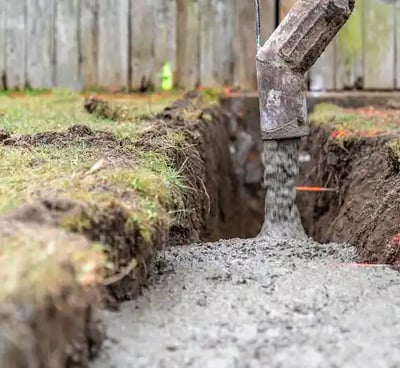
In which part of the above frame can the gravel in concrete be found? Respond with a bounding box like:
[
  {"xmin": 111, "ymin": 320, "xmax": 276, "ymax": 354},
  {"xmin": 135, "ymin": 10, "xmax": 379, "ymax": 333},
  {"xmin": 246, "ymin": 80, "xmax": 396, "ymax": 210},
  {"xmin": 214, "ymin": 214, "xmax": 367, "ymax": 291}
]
[{"xmin": 92, "ymin": 236, "xmax": 400, "ymax": 368}]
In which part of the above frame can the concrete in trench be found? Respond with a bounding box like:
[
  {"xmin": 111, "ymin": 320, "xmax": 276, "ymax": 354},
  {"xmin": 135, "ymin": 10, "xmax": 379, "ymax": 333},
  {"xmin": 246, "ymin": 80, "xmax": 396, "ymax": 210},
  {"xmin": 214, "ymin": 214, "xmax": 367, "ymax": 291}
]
[{"xmin": 92, "ymin": 237, "xmax": 400, "ymax": 368}]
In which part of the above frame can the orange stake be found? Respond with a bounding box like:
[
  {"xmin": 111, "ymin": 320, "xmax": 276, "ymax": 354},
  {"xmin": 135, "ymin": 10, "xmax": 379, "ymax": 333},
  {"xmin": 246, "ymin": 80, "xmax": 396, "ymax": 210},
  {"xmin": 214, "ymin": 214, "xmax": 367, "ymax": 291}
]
[{"xmin": 296, "ymin": 186, "xmax": 337, "ymax": 192}]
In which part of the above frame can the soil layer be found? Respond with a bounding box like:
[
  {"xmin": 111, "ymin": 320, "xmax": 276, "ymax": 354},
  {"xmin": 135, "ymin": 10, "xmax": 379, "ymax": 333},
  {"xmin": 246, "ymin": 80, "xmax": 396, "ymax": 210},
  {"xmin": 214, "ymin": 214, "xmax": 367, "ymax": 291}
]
[
  {"xmin": 298, "ymin": 123, "xmax": 400, "ymax": 266},
  {"xmin": 222, "ymin": 95, "xmax": 400, "ymax": 266}
]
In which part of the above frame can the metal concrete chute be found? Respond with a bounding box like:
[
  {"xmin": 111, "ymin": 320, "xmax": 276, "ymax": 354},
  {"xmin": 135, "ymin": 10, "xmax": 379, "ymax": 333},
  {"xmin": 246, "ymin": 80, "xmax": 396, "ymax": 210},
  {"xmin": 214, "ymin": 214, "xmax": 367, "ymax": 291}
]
[
  {"xmin": 255, "ymin": 0, "xmax": 354, "ymax": 141},
  {"xmin": 254, "ymin": 0, "xmax": 354, "ymax": 238}
]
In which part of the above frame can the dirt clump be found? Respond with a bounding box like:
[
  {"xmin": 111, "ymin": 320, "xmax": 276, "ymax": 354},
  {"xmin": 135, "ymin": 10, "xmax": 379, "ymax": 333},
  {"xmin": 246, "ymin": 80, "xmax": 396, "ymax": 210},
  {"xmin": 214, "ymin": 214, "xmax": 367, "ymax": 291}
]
[
  {"xmin": 0, "ymin": 220, "xmax": 104, "ymax": 368},
  {"xmin": 0, "ymin": 129, "xmax": 10, "ymax": 142},
  {"xmin": 2, "ymin": 125, "xmax": 116, "ymax": 148},
  {"xmin": 83, "ymin": 96, "xmax": 141, "ymax": 122}
]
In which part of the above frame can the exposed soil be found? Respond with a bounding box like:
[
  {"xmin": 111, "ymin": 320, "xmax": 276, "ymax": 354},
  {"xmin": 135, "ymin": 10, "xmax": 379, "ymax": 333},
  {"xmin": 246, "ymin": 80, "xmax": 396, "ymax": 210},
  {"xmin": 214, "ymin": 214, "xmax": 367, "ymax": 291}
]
[
  {"xmin": 0, "ymin": 220, "xmax": 103, "ymax": 368},
  {"xmin": 298, "ymin": 124, "xmax": 400, "ymax": 266},
  {"xmin": 2, "ymin": 124, "xmax": 117, "ymax": 149},
  {"xmin": 222, "ymin": 95, "xmax": 400, "ymax": 266}
]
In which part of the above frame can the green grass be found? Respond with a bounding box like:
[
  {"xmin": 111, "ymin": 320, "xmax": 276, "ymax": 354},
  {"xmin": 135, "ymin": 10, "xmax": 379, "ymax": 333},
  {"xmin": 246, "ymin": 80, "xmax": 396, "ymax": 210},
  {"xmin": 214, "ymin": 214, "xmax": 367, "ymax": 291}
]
[
  {"xmin": 0, "ymin": 90, "xmax": 191, "ymax": 240},
  {"xmin": 0, "ymin": 144, "xmax": 94, "ymax": 212},
  {"xmin": 0, "ymin": 89, "xmax": 180, "ymax": 136},
  {"xmin": 310, "ymin": 103, "xmax": 400, "ymax": 135},
  {"xmin": 387, "ymin": 139, "xmax": 400, "ymax": 160}
]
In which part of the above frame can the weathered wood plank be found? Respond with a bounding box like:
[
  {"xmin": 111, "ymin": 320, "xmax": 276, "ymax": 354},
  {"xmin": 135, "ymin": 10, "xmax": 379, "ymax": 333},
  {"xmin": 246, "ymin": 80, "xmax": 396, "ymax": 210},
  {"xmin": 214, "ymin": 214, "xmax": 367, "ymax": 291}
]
[
  {"xmin": 396, "ymin": 1, "xmax": 400, "ymax": 89},
  {"xmin": 309, "ymin": 43, "xmax": 336, "ymax": 91},
  {"xmin": 335, "ymin": 0, "xmax": 364, "ymax": 90},
  {"xmin": 0, "ymin": 2, "xmax": 5, "ymax": 89},
  {"xmin": 233, "ymin": 0, "xmax": 275, "ymax": 90},
  {"xmin": 152, "ymin": 0, "xmax": 176, "ymax": 90},
  {"xmin": 213, "ymin": 0, "xmax": 235, "ymax": 86},
  {"xmin": 199, "ymin": 0, "xmax": 215, "ymax": 86},
  {"xmin": 80, "ymin": 0, "xmax": 98, "ymax": 88},
  {"xmin": 55, "ymin": 0, "xmax": 81, "ymax": 90},
  {"xmin": 5, "ymin": 0, "xmax": 26, "ymax": 90},
  {"xmin": 26, "ymin": 0, "xmax": 54, "ymax": 89},
  {"xmin": 98, "ymin": 0, "xmax": 129, "ymax": 90},
  {"xmin": 176, "ymin": 0, "xmax": 200, "ymax": 90},
  {"xmin": 364, "ymin": 0, "xmax": 395, "ymax": 89}
]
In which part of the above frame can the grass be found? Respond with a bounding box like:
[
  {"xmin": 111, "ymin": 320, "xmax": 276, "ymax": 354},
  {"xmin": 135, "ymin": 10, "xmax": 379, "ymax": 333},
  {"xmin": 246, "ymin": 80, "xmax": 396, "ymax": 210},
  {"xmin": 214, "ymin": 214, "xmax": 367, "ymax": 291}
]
[
  {"xmin": 0, "ymin": 144, "xmax": 92, "ymax": 212},
  {"xmin": 387, "ymin": 139, "xmax": 400, "ymax": 161},
  {"xmin": 310, "ymin": 103, "xmax": 400, "ymax": 137},
  {"xmin": 0, "ymin": 89, "xmax": 182, "ymax": 136},
  {"xmin": 0, "ymin": 90, "xmax": 192, "ymax": 239}
]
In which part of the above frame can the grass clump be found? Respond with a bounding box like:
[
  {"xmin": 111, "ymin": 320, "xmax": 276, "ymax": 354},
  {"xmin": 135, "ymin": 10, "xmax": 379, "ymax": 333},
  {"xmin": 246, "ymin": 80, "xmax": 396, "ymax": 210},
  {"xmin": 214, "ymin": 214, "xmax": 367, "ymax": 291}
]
[
  {"xmin": 387, "ymin": 139, "xmax": 400, "ymax": 159},
  {"xmin": 0, "ymin": 145, "xmax": 93, "ymax": 213},
  {"xmin": 387, "ymin": 139, "xmax": 400, "ymax": 173}
]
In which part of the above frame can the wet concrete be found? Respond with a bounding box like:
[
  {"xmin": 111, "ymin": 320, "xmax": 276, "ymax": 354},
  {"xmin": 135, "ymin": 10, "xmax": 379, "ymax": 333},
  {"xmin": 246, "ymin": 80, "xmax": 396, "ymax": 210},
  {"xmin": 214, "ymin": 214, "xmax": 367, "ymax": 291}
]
[
  {"xmin": 92, "ymin": 237, "xmax": 400, "ymax": 368},
  {"xmin": 260, "ymin": 140, "xmax": 305, "ymax": 238}
]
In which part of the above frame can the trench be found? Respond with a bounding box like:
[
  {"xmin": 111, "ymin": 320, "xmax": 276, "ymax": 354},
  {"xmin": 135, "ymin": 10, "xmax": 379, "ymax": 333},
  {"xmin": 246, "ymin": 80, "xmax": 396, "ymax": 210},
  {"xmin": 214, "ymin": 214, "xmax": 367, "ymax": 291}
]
[
  {"xmin": 3, "ymin": 92, "xmax": 398, "ymax": 367},
  {"xmin": 89, "ymin": 93, "xmax": 400, "ymax": 367},
  {"xmin": 222, "ymin": 93, "xmax": 400, "ymax": 266}
]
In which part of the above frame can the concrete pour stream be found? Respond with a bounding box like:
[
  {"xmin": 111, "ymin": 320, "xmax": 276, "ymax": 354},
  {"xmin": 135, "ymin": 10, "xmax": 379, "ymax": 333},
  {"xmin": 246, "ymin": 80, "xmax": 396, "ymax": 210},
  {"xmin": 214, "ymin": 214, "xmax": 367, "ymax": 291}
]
[{"xmin": 92, "ymin": 236, "xmax": 400, "ymax": 368}]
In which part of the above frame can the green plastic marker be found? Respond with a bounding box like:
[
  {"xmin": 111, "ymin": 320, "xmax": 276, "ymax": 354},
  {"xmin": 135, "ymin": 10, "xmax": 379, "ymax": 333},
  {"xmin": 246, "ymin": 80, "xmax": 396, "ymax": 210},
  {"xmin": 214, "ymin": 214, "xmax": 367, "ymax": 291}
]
[{"xmin": 161, "ymin": 62, "xmax": 173, "ymax": 91}]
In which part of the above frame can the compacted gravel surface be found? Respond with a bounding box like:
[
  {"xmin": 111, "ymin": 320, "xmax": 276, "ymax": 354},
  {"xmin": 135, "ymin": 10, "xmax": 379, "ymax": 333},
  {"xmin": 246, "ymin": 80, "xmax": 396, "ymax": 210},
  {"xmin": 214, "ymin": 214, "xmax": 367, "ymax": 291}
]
[{"xmin": 92, "ymin": 236, "xmax": 400, "ymax": 368}]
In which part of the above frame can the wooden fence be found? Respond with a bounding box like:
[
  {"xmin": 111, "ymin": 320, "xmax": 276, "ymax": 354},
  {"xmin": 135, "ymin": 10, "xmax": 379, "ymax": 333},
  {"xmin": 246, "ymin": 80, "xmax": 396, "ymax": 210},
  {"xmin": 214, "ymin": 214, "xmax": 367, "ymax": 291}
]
[{"xmin": 0, "ymin": 0, "xmax": 398, "ymax": 92}]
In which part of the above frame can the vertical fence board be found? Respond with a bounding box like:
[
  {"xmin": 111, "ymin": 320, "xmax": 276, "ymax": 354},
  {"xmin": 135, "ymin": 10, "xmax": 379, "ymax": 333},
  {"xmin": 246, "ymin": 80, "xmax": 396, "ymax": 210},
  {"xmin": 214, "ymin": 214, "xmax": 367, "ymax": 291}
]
[
  {"xmin": 5, "ymin": 0, "xmax": 26, "ymax": 89},
  {"xmin": 199, "ymin": 0, "xmax": 215, "ymax": 86},
  {"xmin": 282, "ymin": 0, "xmax": 336, "ymax": 91},
  {"xmin": 176, "ymin": 0, "xmax": 200, "ymax": 89},
  {"xmin": 80, "ymin": 0, "xmax": 98, "ymax": 88},
  {"xmin": 0, "ymin": 2, "xmax": 5, "ymax": 89},
  {"xmin": 234, "ymin": 0, "xmax": 275, "ymax": 90},
  {"xmin": 130, "ymin": 0, "xmax": 154, "ymax": 91},
  {"xmin": 214, "ymin": 0, "xmax": 235, "ymax": 86},
  {"xmin": 98, "ymin": 0, "xmax": 129, "ymax": 90},
  {"xmin": 26, "ymin": 0, "xmax": 54, "ymax": 89},
  {"xmin": 396, "ymin": 1, "xmax": 400, "ymax": 89},
  {"xmin": 309, "ymin": 43, "xmax": 336, "ymax": 91},
  {"xmin": 335, "ymin": 0, "xmax": 364, "ymax": 90},
  {"xmin": 129, "ymin": 0, "xmax": 153, "ymax": 90},
  {"xmin": 55, "ymin": 0, "xmax": 80, "ymax": 89},
  {"xmin": 153, "ymin": 0, "xmax": 176, "ymax": 90},
  {"xmin": 364, "ymin": 0, "xmax": 395, "ymax": 89},
  {"xmin": 233, "ymin": 0, "xmax": 256, "ymax": 90}
]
